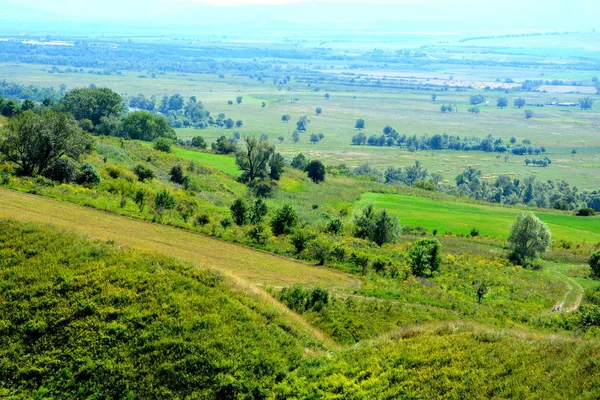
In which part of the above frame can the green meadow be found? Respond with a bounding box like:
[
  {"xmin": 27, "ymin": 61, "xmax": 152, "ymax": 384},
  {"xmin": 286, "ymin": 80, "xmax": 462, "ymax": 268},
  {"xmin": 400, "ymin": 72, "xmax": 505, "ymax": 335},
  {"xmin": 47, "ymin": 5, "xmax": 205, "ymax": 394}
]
[{"xmin": 358, "ymin": 192, "xmax": 600, "ymax": 243}]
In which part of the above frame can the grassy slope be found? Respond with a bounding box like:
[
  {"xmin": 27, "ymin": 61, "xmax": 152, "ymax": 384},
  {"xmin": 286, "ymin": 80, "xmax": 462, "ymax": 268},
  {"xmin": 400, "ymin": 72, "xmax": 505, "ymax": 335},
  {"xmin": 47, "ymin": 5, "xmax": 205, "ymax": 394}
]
[
  {"xmin": 0, "ymin": 219, "xmax": 323, "ymax": 398},
  {"xmin": 0, "ymin": 188, "xmax": 358, "ymax": 292},
  {"xmin": 2, "ymin": 219, "xmax": 600, "ymax": 399},
  {"xmin": 358, "ymin": 192, "xmax": 600, "ymax": 243}
]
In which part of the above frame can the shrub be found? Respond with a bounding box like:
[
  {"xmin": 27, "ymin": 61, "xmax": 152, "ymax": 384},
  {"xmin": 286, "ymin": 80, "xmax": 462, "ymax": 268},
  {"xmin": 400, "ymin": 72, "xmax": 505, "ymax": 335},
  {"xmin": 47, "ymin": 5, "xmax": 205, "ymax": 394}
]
[
  {"xmin": 308, "ymin": 239, "xmax": 331, "ymax": 266},
  {"xmin": 230, "ymin": 198, "xmax": 248, "ymax": 226},
  {"xmin": 154, "ymin": 190, "xmax": 175, "ymax": 215},
  {"xmin": 195, "ymin": 213, "xmax": 210, "ymax": 226},
  {"xmin": 305, "ymin": 160, "xmax": 326, "ymax": 183},
  {"xmin": 326, "ymin": 219, "xmax": 343, "ymax": 235},
  {"xmin": 577, "ymin": 208, "xmax": 596, "ymax": 217},
  {"xmin": 220, "ymin": 217, "xmax": 232, "ymax": 229},
  {"xmin": 132, "ymin": 164, "xmax": 155, "ymax": 182},
  {"xmin": 590, "ymin": 251, "xmax": 600, "ymax": 278},
  {"xmin": 153, "ymin": 138, "xmax": 172, "ymax": 153},
  {"xmin": 271, "ymin": 205, "xmax": 298, "ymax": 236},
  {"xmin": 190, "ymin": 136, "xmax": 207, "ymax": 149},
  {"xmin": 249, "ymin": 179, "xmax": 277, "ymax": 198},
  {"xmin": 290, "ymin": 230, "xmax": 313, "ymax": 254},
  {"xmin": 170, "ymin": 165, "xmax": 185, "ymax": 184},
  {"xmin": 408, "ymin": 238, "xmax": 442, "ymax": 277},
  {"xmin": 470, "ymin": 227, "xmax": 480, "ymax": 237},
  {"xmin": 76, "ymin": 163, "xmax": 101, "ymax": 185},
  {"xmin": 247, "ymin": 224, "xmax": 268, "ymax": 244},
  {"xmin": 44, "ymin": 158, "xmax": 77, "ymax": 183}
]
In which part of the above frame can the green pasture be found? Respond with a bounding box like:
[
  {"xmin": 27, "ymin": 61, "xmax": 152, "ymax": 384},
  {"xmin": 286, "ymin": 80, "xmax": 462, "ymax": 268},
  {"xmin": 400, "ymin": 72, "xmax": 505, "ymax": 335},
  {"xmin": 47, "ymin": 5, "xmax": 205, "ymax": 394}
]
[{"xmin": 358, "ymin": 192, "xmax": 600, "ymax": 243}]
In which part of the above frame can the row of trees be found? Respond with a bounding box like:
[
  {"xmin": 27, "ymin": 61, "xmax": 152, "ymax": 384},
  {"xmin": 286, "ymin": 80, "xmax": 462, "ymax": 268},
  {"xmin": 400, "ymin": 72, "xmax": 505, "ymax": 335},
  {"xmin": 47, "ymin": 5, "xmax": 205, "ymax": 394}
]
[{"xmin": 352, "ymin": 128, "xmax": 541, "ymax": 155}]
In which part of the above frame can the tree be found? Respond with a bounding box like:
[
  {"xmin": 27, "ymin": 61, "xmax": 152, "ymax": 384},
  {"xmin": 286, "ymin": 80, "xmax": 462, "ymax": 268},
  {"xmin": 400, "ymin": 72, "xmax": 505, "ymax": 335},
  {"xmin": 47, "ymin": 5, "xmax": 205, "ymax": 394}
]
[
  {"xmin": 212, "ymin": 136, "xmax": 237, "ymax": 154},
  {"xmin": 292, "ymin": 130, "xmax": 300, "ymax": 143},
  {"xmin": 0, "ymin": 100, "xmax": 19, "ymax": 117},
  {"xmin": 190, "ymin": 136, "xmax": 207, "ymax": 149},
  {"xmin": 324, "ymin": 93, "xmax": 330, "ymax": 99},
  {"xmin": 355, "ymin": 118, "xmax": 365, "ymax": 130},
  {"xmin": 121, "ymin": 111, "xmax": 176, "ymax": 141},
  {"xmin": 514, "ymin": 97, "xmax": 526, "ymax": 108},
  {"xmin": 167, "ymin": 93, "xmax": 184, "ymax": 111},
  {"xmin": 132, "ymin": 164, "xmax": 155, "ymax": 182},
  {"xmin": 271, "ymin": 205, "xmax": 298, "ymax": 236},
  {"xmin": 21, "ymin": 99, "xmax": 35, "ymax": 111},
  {"xmin": 497, "ymin": 97, "xmax": 508, "ymax": 108},
  {"xmin": 60, "ymin": 87, "xmax": 122, "ymax": 125},
  {"xmin": 431, "ymin": 94, "xmax": 437, "ymax": 101},
  {"xmin": 281, "ymin": 114, "xmax": 290, "ymax": 123},
  {"xmin": 508, "ymin": 212, "xmax": 552, "ymax": 265},
  {"xmin": 469, "ymin": 95, "xmax": 485, "ymax": 105},
  {"xmin": 524, "ymin": 109, "xmax": 534, "ymax": 119},
  {"xmin": 305, "ymin": 160, "xmax": 326, "ymax": 183},
  {"xmin": 76, "ymin": 163, "xmax": 101, "ymax": 186},
  {"xmin": 153, "ymin": 138, "xmax": 172, "ymax": 153},
  {"xmin": 580, "ymin": 97, "xmax": 594, "ymax": 110},
  {"xmin": 134, "ymin": 188, "xmax": 149, "ymax": 211},
  {"xmin": 315, "ymin": 107, "xmax": 322, "ymax": 116},
  {"xmin": 154, "ymin": 190, "xmax": 175, "ymax": 216},
  {"xmin": 590, "ymin": 251, "xmax": 600, "ymax": 278},
  {"xmin": 230, "ymin": 198, "xmax": 248, "ymax": 226},
  {"xmin": 467, "ymin": 107, "xmax": 479, "ymax": 114},
  {"xmin": 235, "ymin": 120, "xmax": 243, "ymax": 128},
  {"xmin": 235, "ymin": 135, "xmax": 275, "ymax": 183},
  {"xmin": 371, "ymin": 210, "xmax": 400, "ymax": 247},
  {"xmin": 170, "ymin": 165, "xmax": 185, "ymax": 184},
  {"xmin": 268, "ymin": 153, "xmax": 285, "ymax": 181},
  {"xmin": 249, "ymin": 198, "xmax": 268, "ymax": 225},
  {"xmin": 408, "ymin": 238, "xmax": 442, "ymax": 277},
  {"xmin": 296, "ymin": 116, "xmax": 309, "ymax": 132},
  {"xmin": 291, "ymin": 153, "xmax": 308, "ymax": 170},
  {"xmin": 353, "ymin": 206, "xmax": 399, "ymax": 246},
  {"xmin": 236, "ymin": 96, "xmax": 243, "ymax": 105},
  {"xmin": 0, "ymin": 110, "xmax": 90, "ymax": 176},
  {"xmin": 309, "ymin": 133, "xmax": 320, "ymax": 144},
  {"xmin": 224, "ymin": 118, "xmax": 235, "ymax": 129}
]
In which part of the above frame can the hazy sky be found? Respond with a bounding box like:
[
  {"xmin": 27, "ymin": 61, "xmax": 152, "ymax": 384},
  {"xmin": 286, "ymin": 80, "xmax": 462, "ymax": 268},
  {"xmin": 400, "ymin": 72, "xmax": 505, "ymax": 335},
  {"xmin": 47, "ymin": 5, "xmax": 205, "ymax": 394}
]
[{"xmin": 2, "ymin": 0, "xmax": 599, "ymax": 32}]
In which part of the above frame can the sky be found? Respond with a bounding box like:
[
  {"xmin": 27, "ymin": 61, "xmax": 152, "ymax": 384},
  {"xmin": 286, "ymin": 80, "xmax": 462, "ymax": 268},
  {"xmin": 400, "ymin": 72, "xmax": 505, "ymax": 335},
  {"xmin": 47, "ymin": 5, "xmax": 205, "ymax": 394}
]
[{"xmin": 2, "ymin": 0, "xmax": 599, "ymax": 33}]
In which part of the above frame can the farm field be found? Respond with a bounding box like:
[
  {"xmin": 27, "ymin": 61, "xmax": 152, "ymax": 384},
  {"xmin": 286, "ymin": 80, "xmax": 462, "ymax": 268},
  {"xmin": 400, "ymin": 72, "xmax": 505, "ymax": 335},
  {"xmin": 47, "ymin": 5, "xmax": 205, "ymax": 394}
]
[
  {"xmin": 1, "ymin": 59, "xmax": 599, "ymax": 188},
  {"xmin": 358, "ymin": 192, "xmax": 600, "ymax": 243}
]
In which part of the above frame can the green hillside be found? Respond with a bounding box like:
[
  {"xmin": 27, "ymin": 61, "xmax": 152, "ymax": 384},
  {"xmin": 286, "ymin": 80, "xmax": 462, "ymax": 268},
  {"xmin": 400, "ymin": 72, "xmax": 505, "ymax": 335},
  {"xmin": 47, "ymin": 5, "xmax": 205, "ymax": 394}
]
[
  {"xmin": 358, "ymin": 192, "xmax": 600, "ymax": 243},
  {"xmin": 2, "ymin": 219, "xmax": 600, "ymax": 399}
]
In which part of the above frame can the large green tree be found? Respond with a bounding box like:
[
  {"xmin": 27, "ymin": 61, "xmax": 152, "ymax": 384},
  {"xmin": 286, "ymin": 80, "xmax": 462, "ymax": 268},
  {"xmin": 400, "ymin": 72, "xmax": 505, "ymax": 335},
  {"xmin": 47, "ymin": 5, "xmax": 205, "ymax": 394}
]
[
  {"xmin": 121, "ymin": 111, "xmax": 176, "ymax": 141},
  {"xmin": 60, "ymin": 87, "xmax": 123, "ymax": 125},
  {"xmin": 508, "ymin": 212, "xmax": 552, "ymax": 265},
  {"xmin": 236, "ymin": 135, "xmax": 275, "ymax": 183},
  {"xmin": 0, "ymin": 110, "xmax": 90, "ymax": 176}
]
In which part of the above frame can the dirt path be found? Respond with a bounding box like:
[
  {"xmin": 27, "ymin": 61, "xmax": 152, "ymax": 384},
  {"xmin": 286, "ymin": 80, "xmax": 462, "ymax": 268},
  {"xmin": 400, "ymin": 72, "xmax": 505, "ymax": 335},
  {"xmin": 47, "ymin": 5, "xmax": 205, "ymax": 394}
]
[
  {"xmin": 551, "ymin": 271, "xmax": 584, "ymax": 313},
  {"xmin": 0, "ymin": 188, "xmax": 359, "ymax": 349}
]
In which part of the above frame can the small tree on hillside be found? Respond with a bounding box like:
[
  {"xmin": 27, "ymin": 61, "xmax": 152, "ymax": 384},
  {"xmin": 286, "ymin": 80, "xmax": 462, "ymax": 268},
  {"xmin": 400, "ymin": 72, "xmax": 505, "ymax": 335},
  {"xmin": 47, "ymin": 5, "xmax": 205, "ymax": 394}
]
[
  {"xmin": 0, "ymin": 110, "xmax": 91, "ymax": 177},
  {"xmin": 249, "ymin": 198, "xmax": 268, "ymax": 225},
  {"xmin": 371, "ymin": 210, "xmax": 400, "ymax": 247},
  {"xmin": 497, "ymin": 97, "xmax": 509, "ymax": 108},
  {"xmin": 230, "ymin": 198, "xmax": 248, "ymax": 226},
  {"xmin": 589, "ymin": 251, "xmax": 600, "ymax": 278},
  {"xmin": 580, "ymin": 97, "xmax": 593, "ymax": 110},
  {"xmin": 305, "ymin": 160, "xmax": 326, "ymax": 183},
  {"xmin": 315, "ymin": 107, "xmax": 322, "ymax": 116},
  {"xmin": 236, "ymin": 135, "xmax": 274, "ymax": 183},
  {"xmin": 236, "ymin": 96, "xmax": 243, "ymax": 105},
  {"xmin": 271, "ymin": 205, "xmax": 298, "ymax": 236},
  {"xmin": 408, "ymin": 238, "xmax": 442, "ymax": 277},
  {"xmin": 514, "ymin": 97, "xmax": 526, "ymax": 108},
  {"xmin": 524, "ymin": 109, "xmax": 534, "ymax": 119},
  {"xmin": 355, "ymin": 118, "xmax": 366, "ymax": 130},
  {"xmin": 508, "ymin": 212, "xmax": 552, "ymax": 266}
]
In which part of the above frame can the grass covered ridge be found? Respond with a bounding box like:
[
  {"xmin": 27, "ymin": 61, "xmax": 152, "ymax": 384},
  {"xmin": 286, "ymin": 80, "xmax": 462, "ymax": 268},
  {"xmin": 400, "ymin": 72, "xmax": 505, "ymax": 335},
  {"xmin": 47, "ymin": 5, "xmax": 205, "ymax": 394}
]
[{"xmin": 1, "ymin": 219, "xmax": 600, "ymax": 399}]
